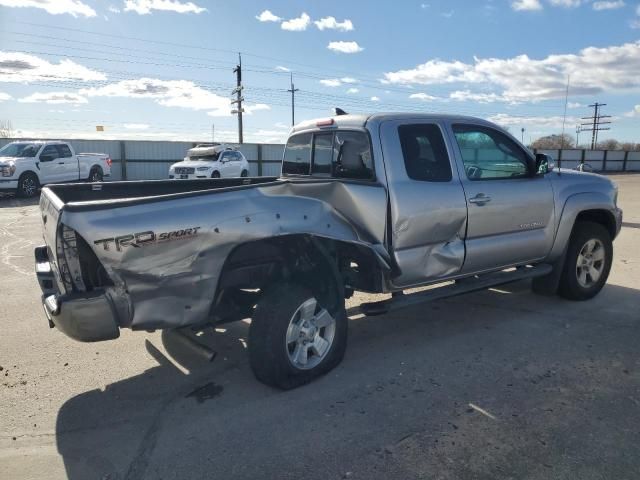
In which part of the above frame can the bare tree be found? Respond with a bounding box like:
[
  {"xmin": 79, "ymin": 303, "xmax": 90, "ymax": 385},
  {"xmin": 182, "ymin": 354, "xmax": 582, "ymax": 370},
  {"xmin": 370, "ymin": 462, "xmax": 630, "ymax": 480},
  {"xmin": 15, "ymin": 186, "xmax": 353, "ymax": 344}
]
[
  {"xmin": 596, "ymin": 139, "xmax": 621, "ymax": 150},
  {"xmin": 0, "ymin": 120, "xmax": 14, "ymax": 138},
  {"xmin": 620, "ymin": 142, "xmax": 640, "ymax": 151},
  {"xmin": 531, "ymin": 134, "xmax": 575, "ymax": 149}
]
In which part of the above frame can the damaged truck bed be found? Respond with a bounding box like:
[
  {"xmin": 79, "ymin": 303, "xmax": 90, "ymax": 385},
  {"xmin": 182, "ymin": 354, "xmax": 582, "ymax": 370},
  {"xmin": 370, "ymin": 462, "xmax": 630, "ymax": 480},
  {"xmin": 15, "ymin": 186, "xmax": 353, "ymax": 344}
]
[{"xmin": 35, "ymin": 113, "xmax": 622, "ymax": 389}]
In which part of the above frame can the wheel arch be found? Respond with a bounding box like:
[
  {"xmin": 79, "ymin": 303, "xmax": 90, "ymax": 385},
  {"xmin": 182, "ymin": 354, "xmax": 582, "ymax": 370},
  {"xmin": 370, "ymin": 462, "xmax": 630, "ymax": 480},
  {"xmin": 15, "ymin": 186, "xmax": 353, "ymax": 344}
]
[
  {"xmin": 548, "ymin": 192, "xmax": 617, "ymax": 261},
  {"xmin": 211, "ymin": 234, "xmax": 391, "ymax": 323}
]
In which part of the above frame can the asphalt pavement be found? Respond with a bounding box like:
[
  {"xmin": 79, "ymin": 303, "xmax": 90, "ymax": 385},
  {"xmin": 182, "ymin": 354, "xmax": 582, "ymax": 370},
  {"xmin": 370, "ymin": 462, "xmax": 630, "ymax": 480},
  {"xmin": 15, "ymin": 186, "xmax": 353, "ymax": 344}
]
[{"xmin": 1, "ymin": 174, "xmax": 639, "ymax": 480}]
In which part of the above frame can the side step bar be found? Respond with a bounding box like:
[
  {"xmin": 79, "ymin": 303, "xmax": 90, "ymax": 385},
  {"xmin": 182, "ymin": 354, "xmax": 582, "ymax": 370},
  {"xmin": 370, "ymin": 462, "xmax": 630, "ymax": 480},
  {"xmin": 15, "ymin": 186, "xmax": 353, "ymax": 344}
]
[{"xmin": 359, "ymin": 264, "xmax": 553, "ymax": 317}]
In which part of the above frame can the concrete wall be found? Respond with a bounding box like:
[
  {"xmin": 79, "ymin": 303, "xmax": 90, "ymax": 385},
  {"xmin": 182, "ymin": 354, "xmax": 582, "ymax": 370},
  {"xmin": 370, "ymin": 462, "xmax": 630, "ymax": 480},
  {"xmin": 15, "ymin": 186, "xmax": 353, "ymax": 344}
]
[
  {"xmin": 0, "ymin": 138, "xmax": 285, "ymax": 180},
  {"xmin": 1, "ymin": 138, "xmax": 639, "ymax": 180}
]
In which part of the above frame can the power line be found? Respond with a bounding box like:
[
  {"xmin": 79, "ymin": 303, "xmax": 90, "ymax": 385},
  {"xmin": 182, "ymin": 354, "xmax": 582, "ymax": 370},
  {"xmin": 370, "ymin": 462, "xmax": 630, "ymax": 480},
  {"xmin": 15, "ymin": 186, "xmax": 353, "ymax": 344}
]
[
  {"xmin": 580, "ymin": 102, "xmax": 612, "ymax": 149},
  {"xmin": 231, "ymin": 53, "xmax": 244, "ymax": 144},
  {"xmin": 287, "ymin": 73, "xmax": 299, "ymax": 126}
]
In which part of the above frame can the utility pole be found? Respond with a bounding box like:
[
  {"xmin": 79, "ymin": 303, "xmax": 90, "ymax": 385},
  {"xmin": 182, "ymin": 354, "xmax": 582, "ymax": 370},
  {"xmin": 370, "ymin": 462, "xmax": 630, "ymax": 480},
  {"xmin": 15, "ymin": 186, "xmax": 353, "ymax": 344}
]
[
  {"xmin": 581, "ymin": 102, "xmax": 611, "ymax": 150},
  {"xmin": 211, "ymin": 123, "xmax": 215, "ymax": 142},
  {"xmin": 521, "ymin": 127, "xmax": 525, "ymax": 144},
  {"xmin": 575, "ymin": 125, "xmax": 580, "ymax": 147},
  {"xmin": 287, "ymin": 72, "xmax": 299, "ymax": 126},
  {"xmin": 231, "ymin": 52, "xmax": 244, "ymax": 144}
]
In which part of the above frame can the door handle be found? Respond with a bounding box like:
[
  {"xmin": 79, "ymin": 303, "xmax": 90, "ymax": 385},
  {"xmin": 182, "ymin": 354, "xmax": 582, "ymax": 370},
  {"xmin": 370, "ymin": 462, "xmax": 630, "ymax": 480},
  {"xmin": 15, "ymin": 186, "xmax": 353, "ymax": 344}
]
[
  {"xmin": 468, "ymin": 194, "xmax": 492, "ymax": 205},
  {"xmin": 58, "ymin": 162, "xmax": 64, "ymax": 164}
]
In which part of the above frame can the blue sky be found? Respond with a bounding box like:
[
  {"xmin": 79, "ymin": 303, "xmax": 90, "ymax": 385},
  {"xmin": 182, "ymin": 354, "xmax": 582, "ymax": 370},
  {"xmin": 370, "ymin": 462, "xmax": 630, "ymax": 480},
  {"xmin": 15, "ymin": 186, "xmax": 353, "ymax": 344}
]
[{"xmin": 0, "ymin": 0, "xmax": 639, "ymax": 144}]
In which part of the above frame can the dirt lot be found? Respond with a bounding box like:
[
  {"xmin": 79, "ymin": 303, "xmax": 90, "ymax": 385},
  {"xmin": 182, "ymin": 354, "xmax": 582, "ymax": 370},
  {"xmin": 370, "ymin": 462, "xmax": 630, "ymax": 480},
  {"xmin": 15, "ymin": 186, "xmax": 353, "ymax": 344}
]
[{"xmin": 1, "ymin": 174, "xmax": 639, "ymax": 480}]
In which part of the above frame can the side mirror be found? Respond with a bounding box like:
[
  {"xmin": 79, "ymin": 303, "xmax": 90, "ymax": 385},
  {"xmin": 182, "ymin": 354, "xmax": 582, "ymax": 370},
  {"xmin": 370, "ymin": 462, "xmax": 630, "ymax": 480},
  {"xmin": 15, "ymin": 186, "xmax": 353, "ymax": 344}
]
[
  {"xmin": 39, "ymin": 154, "xmax": 54, "ymax": 162},
  {"xmin": 534, "ymin": 153, "xmax": 553, "ymax": 175}
]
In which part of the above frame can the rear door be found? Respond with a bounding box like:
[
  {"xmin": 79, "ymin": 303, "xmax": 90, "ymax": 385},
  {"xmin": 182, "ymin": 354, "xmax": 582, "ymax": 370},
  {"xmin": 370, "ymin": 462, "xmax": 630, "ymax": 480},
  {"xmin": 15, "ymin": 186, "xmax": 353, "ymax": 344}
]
[
  {"xmin": 380, "ymin": 119, "xmax": 468, "ymax": 288},
  {"xmin": 449, "ymin": 123, "xmax": 555, "ymax": 273}
]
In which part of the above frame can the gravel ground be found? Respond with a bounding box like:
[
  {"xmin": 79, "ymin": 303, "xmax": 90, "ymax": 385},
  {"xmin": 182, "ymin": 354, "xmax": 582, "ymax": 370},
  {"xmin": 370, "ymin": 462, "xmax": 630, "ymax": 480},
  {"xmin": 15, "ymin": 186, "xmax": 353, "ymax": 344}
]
[{"xmin": 0, "ymin": 174, "xmax": 639, "ymax": 480}]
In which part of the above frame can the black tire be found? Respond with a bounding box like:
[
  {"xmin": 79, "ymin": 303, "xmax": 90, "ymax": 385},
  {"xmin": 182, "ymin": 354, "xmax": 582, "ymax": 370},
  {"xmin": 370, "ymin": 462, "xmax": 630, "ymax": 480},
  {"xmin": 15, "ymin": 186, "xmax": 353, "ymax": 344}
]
[
  {"xmin": 17, "ymin": 172, "xmax": 39, "ymax": 198},
  {"xmin": 558, "ymin": 221, "xmax": 612, "ymax": 301},
  {"xmin": 249, "ymin": 282, "xmax": 347, "ymax": 390},
  {"xmin": 211, "ymin": 171, "xmax": 221, "ymax": 178},
  {"xmin": 88, "ymin": 168, "xmax": 103, "ymax": 182},
  {"xmin": 241, "ymin": 170, "xmax": 248, "ymax": 177}
]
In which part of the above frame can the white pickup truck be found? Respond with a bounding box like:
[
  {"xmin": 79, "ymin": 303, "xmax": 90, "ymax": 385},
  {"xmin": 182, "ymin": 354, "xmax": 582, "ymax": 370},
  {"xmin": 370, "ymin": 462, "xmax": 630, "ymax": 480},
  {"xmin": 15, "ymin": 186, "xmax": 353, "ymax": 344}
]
[{"xmin": 0, "ymin": 140, "xmax": 111, "ymax": 197}]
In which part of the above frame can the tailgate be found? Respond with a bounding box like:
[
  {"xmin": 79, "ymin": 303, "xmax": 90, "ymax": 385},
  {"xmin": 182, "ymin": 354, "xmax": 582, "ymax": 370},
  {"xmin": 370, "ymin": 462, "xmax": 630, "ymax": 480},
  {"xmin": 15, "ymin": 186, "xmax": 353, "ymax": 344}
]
[{"xmin": 38, "ymin": 187, "xmax": 65, "ymax": 290}]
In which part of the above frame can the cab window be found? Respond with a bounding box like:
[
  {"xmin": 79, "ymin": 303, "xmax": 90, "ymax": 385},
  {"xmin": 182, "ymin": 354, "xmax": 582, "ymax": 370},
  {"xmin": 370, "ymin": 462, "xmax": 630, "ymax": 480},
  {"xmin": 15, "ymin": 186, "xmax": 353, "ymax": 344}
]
[
  {"xmin": 282, "ymin": 133, "xmax": 311, "ymax": 175},
  {"xmin": 398, "ymin": 124, "xmax": 452, "ymax": 182},
  {"xmin": 452, "ymin": 125, "xmax": 529, "ymax": 180}
]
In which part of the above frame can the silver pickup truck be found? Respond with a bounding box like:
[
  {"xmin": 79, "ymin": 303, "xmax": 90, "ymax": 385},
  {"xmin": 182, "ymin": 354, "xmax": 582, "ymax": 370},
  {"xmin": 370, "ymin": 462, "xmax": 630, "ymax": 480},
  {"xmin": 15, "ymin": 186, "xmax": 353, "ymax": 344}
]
[{"xmin": 35, "ymin": 113, "xmax": 622, "ymax": 389}]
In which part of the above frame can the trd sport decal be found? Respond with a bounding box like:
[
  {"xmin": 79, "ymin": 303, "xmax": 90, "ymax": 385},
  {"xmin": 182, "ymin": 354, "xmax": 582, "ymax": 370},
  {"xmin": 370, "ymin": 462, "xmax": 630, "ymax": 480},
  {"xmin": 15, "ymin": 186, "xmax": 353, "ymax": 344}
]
[{"xmin": 94, "ymin": 227, "xmax": 201, "ymax": 251}]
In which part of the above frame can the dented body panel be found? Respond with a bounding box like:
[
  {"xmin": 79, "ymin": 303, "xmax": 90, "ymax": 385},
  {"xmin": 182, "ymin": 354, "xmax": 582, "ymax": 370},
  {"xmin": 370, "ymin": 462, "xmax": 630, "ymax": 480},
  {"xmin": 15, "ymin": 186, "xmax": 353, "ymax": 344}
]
[{"xmin": 35, "ymin": 113, "xmax": 622, "ymax": 341}]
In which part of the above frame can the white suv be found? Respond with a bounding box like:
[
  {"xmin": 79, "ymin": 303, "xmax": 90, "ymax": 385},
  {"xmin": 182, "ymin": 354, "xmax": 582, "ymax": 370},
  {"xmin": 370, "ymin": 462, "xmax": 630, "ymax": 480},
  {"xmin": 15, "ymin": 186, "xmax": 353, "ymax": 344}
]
[{"xmin": 169, "ymin": 144, "xmax": 250, "ymax": 179}]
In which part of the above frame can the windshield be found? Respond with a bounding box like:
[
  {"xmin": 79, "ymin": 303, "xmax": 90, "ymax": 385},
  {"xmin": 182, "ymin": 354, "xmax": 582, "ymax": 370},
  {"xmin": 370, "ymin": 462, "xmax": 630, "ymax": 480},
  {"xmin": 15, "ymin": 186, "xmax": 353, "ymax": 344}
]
[
  {"xmin": 0, "ymin": 143, "xmax": 41, "ymax": 158},
  {"xmin": 188, "ymin": 153, "xmax": 220, "ymax": 161}
]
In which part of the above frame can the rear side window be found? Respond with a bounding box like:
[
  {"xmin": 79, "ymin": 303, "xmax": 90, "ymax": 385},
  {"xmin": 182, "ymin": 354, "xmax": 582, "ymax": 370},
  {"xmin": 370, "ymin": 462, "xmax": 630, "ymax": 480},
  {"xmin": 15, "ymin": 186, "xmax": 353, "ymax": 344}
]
[
  {"xmin": 333, "ymin": 131, "xmax": 374, "ymax": 180},
  {"xmin": 56, "ymin": 144, "xmax": 73, "ymax": 158},
  {"xmin": 312, "ymin": 133, "xmax": 333, "ymax": 176},
  {"xmin": 398, "ymin": 124, "xmax": 452, "ymax": 182},
  {"xmin": 282, "ymin": 130, "xmax": 374, "ymax": 180},
  {"xmin": 282, "ymin": 133, "xmax": 311, "ymax": 175}
]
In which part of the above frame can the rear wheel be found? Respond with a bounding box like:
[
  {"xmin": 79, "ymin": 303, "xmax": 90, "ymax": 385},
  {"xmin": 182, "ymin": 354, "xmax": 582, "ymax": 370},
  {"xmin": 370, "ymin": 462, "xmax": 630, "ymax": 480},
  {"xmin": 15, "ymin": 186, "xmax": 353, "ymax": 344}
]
[
  {"xmin": 88, "ymin": 168, "xmax": 103, "ymax": 182},
  {"xmin": 211, "ymin": 171, "xmax": 221, "ymax": 178},
  {"xmin": 17, "ymin": 172, "xmax": 39, "ymax": 198},
  {"xmin": 558, "ymin": 221, "xmax": 612, "ymax": 301},
  {"xmin": 249, "ymin": 282, "xmax": 347, "ymax": 389}
]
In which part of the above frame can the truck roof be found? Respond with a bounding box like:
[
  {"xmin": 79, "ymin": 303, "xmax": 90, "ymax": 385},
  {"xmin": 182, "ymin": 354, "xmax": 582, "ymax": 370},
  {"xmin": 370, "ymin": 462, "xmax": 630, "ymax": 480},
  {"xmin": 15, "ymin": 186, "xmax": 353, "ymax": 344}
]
[{"xmin": 290, "ymin": 112, "xmax": 498, "ymax": 134}]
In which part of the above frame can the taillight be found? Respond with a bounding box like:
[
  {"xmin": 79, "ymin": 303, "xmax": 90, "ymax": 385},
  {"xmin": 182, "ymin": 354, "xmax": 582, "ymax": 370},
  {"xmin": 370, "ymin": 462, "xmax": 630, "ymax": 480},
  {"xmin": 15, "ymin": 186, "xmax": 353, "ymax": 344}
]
[
  {"xmin": 106, "ymin": 156, "xmax": 112, "ymax": 167},
  {"xmin": 57, "ymin": 225, "xmax": 86, "ymax": 292}
]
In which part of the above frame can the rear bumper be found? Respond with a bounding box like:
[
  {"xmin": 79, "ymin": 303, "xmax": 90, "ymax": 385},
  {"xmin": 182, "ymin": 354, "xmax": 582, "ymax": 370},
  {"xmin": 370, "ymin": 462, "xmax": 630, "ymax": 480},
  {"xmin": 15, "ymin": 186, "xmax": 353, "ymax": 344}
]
[{"xmin": 35, "ymin": 245, "xmax": 120, "ymax": 342}]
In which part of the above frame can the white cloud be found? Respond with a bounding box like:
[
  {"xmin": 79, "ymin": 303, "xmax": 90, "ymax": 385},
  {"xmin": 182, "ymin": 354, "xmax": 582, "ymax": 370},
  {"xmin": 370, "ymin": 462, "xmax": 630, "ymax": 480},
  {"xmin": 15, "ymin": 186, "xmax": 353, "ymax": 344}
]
[
  {"xmin": 568, "ymin": 101, "xmax": 583, "ymax": 108},
  {"xmin": 549, "ymin": 0, "xmax": 582, "ymax": 6},
  {"xmin": 320, "ymin": 79, "xmax": 342, "ymax": 87},
  {"xmin": 383, "ymin": 41, "xmax": 640, "ymax": 102},
  {"xmin": 281, "ymin": 12, "xmax": 310, "ymax": 31},
  {"xmin": 275, "ymin": 65, "xmax": 290, "ymax": 72},
  {"xmin": 449, "ymin": 90, "xmax": 508, "ymax": 103},
  {"xmin": 108, "ymin": 5, "xmax": 120, "ymax": 13},
  {"xmin": 314, "ymin": 16, "xmax": 354, "ymax": 31},
  {"xmin": 409, "ymin": 92, "xmax": 438, "ymax": 101},
  {"xmin": 592, "ymin": 0, "xmax": 625, "ymax": 10},
  {"xmin": 327, "ymin": 41, "xmax": 364, "ymax": 54},
  {"xmin": 488, "ymin": 113, "xmax": 580, "ymax": 129},
  {"xmin": 256, "ymin": 10, "xmax": 281, "ymax": 22},
  {"xmin": 511, "ymin": 0, "xmax": 543, "ymax": 11},
  {"xmin": 124, "ymin": 0, "xmax": 206, "ymax": 15},
  {"xmin": 81, "ymin": 78, "xmax": 231, "ymax": 116},
  {"xmin": 441, "ymin": 10, "xmax": 454, "ymax": 18},
  {"xmin": 319, "ymin": 77, "xmax": 359, "ymax": 87},
  {"xmin": 370, "ymin": 96, "xmax": 380, "ymax": 102},
  {"xmin": 0, "ymin": 0, "xmax": 96, "ymax": 17},
  {"xmin": 0, "ymin": 51, "xmax": 107, "ymax": 83},
  {"xmin": 243, "ymin": 103, "xmax": 271, "ymax": 115},
  {"xmin": 124, "ymin": 123, "xmax": 150, "ymax": 129},
  {"xmin": 0, "ymin": 92, "xmax": 11, "ymax": 101},
  {"xmin": 346, "ymin": 88, "xmax": 359, "ymax": 94},
  {"xmin": 19, "ymin": 91, "xmax": 88, "ymax": 104},
  {"xmin": 623, "ymin": 105, "xmax": 640, "ymax": 117}
]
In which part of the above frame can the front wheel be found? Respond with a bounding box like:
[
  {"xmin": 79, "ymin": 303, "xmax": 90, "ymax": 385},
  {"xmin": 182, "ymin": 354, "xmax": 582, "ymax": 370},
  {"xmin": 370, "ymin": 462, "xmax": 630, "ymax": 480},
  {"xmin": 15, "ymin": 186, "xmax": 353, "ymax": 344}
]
[
  {"xmin": 241, "ymin": 169, "xmax": 248, "ymax": 177},
  {"xmin": 17, "ymin": 172, "xmax": 39, "ymax": 198},
  {"xmin": 211, "ymin": 171, "xmax": 221, "ymax": 179},
  {"xmin": 249, "ymin": 283, "xmax": 347, "ymax": 389},
  {"xmin": 558, "ymin": 221, "xmax": 612, "ymax": 301}
]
